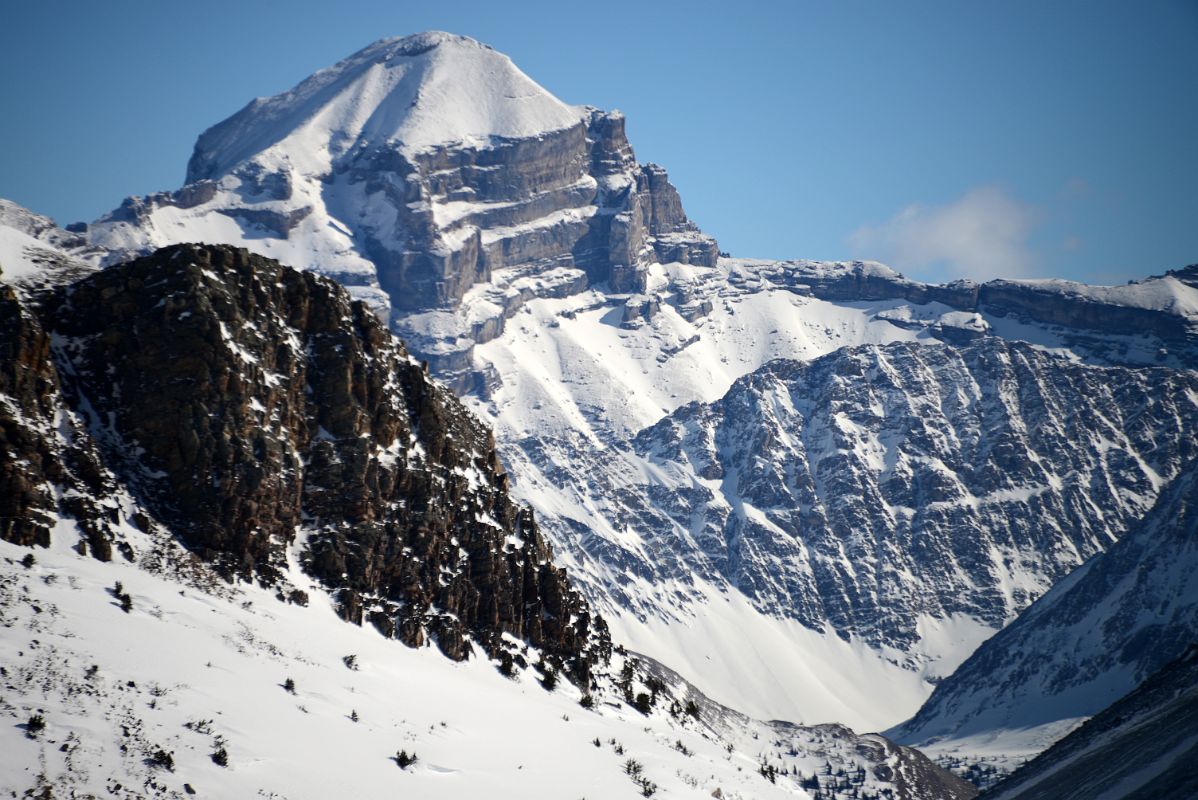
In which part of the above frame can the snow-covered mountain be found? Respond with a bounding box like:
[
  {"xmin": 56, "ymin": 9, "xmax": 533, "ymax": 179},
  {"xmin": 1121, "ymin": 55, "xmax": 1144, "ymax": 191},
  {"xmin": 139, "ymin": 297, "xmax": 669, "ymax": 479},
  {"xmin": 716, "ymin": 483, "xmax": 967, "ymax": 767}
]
[
  {"xmin": 890, "ymin": 460, "xmax": 1198, "ymax": 775},
  {"xmin": 9, "ymin": 30, "xmax": 1198, "ymax": 738},
  {"xmin": 625, "ymin": 339, "xmax": 1198, "ymax": 649},
  {"xmin": 978, "ymin": 644, "xmax": 1198, "ymax": 799},
  {"xmin": 83, "ymin": 31, "xmax": 716, "ymax": 391},
  {"xmin": 0, "ymin": 240, "xmax": 975, "ymax": 800}
]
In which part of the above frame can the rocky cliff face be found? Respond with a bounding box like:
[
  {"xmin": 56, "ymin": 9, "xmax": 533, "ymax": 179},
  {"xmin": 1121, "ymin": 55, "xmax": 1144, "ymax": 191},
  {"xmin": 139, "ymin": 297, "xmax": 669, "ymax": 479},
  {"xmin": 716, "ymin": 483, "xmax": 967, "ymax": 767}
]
[
  {"xmin": 0, "ymin": 285, "xmax": 116, "ymax": 557},
  {"xmin": 3, "ymin": 243, "xmax": 608, "ymax": 682},
  {"xmin": 622, "ymin": 339, "xmax": 1198, "ymax": 650},
  {"xmin": 0, "ymin": 285, "xmax": 65, "ymax": 547}
]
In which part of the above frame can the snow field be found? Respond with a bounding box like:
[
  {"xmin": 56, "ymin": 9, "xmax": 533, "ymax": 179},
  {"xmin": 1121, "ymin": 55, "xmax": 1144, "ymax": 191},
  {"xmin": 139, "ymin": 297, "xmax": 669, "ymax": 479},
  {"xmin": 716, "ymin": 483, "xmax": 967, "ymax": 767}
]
[{"xmin": 0, "ymin": 528, "xmax": 818, "ymax": 800}]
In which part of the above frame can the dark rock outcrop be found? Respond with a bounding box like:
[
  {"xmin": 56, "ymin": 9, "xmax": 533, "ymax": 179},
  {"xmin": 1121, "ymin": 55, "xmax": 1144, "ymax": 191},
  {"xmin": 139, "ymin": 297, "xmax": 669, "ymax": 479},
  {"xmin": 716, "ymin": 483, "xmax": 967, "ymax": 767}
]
[
  {"xmin": 0, "ymin": 286, "xmax": 60, "ymax": 547},
  {"xmin": 0, "ymin": 286, "xmax": 114, "ymax": 556},
  {"xmin": 8, "ymin": 243, "xmax": 609, "ymax": 682}
]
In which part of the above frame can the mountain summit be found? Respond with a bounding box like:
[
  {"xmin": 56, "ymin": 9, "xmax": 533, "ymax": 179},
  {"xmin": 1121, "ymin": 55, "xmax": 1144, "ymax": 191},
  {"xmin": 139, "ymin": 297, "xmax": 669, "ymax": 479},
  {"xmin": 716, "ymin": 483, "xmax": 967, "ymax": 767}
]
[{"xmin": 186, "ymin": 32, "xmax": 588, "ymax": 182}]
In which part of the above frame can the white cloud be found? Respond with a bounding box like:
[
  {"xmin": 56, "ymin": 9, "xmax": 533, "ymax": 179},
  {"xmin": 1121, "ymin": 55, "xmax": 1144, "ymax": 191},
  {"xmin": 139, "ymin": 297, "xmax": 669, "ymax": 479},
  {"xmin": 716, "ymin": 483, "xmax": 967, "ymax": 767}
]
[{"xmin": 848, "ymin": 186, "xmax": 1038, "ymax": 281}]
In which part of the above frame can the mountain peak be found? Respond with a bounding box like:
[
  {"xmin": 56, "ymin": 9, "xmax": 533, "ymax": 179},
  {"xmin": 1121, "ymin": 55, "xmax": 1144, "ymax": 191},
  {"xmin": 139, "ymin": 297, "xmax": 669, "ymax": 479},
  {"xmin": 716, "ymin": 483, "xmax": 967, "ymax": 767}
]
[
  {"xmin": 367, "ymin": 30, "xmax": 489, "ymax": 54},
  {"xmin": 187, "ymin": 31, "xmax": 586, "ymax": 182}
]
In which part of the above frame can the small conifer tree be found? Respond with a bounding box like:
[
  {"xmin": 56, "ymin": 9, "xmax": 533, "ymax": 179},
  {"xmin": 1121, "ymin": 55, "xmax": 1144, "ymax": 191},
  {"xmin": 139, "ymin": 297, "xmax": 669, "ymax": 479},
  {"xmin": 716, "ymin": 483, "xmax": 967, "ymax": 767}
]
[{"xmin": 25, "ymin": 714, "xmax": 45, "ymax": 738}]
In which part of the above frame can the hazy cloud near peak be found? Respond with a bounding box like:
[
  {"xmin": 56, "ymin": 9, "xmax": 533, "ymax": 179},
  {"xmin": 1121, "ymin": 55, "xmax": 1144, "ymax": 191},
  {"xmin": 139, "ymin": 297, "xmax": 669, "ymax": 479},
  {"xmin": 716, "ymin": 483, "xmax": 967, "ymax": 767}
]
[{"xmin": 848, "ymin": 186, "xmax": 1039, "ymax": 281}]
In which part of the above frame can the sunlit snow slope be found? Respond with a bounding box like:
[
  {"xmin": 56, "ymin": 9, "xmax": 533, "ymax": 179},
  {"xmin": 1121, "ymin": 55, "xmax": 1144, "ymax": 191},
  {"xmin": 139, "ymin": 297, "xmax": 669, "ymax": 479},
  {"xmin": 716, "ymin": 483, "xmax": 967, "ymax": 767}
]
[{"xmin": 0, "ymin": 532, "xmax": 973, "ymax": 800}]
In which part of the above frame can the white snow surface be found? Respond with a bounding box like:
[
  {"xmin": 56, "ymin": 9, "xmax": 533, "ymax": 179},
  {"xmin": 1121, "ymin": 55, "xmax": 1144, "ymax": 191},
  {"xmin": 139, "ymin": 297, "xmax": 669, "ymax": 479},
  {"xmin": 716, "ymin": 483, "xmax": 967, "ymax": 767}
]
[
  {"xmin": 0, "ymin": 226, "xmax": 53, "ymax": 285},
  {"xmin": 0, "ymin": 223, "xmax": 96, "ymax": 294},
  {"xmin": 0, "ymin": 534, "xmax": 769, "ymax": 798},
  {"xmin": 0, "ymin": 524, "xmax": 947, "ymax": 800},
  {"xmin": 190, "ymin": 32, "xmax": 586, "ymax": 178},
  {"xmin": 607, "ymin": 588, "xmax": 956, "ymax": 733}
]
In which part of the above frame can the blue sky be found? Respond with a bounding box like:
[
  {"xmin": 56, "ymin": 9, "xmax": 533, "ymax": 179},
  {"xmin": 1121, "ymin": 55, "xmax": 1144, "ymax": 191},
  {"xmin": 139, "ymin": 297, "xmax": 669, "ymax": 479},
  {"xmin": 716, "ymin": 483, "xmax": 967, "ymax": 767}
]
[{"xmin": 2, "ymin": 0, "xmax": 1195, "ymax": 283}]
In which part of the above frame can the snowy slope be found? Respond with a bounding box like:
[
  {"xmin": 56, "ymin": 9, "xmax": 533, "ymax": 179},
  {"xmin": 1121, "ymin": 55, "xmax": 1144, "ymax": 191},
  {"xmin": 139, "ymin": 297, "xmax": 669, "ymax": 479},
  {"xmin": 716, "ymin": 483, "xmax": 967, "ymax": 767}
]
[
  {"xmin": 0, "ymin": 201, "xmax": 97, "ymax": 293},
  {"xmin": 0, "ymin": 531, "xmax": 975, "ymax": 800},
  {"xmin": 978, "ymin": 645, "xmax": 1198, "ymax": 800},
  {"xmin": 461, "ymin": 257, "xmax": 1198, "ymax": 731},
  {"xmin": 891, "ymin": 462, "xmax": 1198, "ymax": 775}
]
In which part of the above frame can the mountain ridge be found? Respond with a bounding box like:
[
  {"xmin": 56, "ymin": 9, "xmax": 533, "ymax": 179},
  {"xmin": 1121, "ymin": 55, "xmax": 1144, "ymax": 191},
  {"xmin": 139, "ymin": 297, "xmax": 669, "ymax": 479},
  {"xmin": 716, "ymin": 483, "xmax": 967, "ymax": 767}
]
[{"xmin": 975, "ymin": 644, "xmax": 1198, "ymax": 800}]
